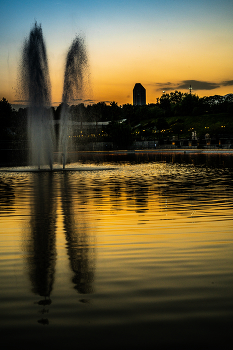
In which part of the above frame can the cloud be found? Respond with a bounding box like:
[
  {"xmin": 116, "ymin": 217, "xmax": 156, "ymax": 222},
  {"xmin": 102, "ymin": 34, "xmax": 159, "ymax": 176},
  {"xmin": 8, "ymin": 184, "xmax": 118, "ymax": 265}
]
[
  {"xmin": 177, "ymin": 80, "xmax": 220, "ymax": 90},
  {"xmin": 83, "ymin": 99, "xmax": 95, "ymax": 103},
  {"xmin": 70, "ymin": 98, "xmax": 83, "ymax": 102},
  {"xmin": 155, "ymin": 79, "xmax": 223, "ymax": 91},
  {"xmin": 90, "ymin": 100, "xmax": 113, "ymax": 104},
  {"xmin": 13, "ymin": 99, "xmax": 29, "ymax": 103},
  {"xmin": 221, "ymin": 80, "xmax": 233, "ymax": 87},
  {"xmin": 155, "ymin": 82, "xmax": 177, "ymax": 91}
]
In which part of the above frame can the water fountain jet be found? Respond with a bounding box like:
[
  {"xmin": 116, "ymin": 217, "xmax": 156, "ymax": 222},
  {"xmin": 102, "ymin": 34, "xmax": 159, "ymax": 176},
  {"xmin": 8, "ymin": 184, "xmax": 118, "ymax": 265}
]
[
  {"xmin": 58, "ymin": 36, "xmax": 88, "ymax": 169},
  {"xmin": 21, "ymin": 22, "xmax": 54, "ymax": 170}
]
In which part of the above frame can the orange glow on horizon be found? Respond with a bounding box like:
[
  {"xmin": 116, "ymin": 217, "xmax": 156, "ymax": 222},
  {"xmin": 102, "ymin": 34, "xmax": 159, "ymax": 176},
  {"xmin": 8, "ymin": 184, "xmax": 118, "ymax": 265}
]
[{"xmin": 2, "ymin": 30, "xmax": 233, "ymax": 107}]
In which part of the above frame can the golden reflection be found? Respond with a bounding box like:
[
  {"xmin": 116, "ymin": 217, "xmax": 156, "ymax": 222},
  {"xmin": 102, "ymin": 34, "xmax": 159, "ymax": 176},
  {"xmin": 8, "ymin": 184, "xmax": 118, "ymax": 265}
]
[{"xmin": 1, "ymin": 157, "xmax": 233, "ymax": 327}]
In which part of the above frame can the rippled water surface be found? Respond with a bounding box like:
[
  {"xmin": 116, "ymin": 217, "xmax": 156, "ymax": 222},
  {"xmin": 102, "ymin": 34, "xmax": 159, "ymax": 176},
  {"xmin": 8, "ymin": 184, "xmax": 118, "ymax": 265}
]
[{"xmin": 1, "ymin": 153, "xmax": 233, "ymax": 348}]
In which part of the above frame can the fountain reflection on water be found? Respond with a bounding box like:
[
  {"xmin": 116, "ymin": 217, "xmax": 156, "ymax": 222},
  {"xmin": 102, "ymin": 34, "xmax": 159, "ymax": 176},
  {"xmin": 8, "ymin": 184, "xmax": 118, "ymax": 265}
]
[{"xmin": 20, "ymin": 22, "xmax": 89, "ymax": 170}]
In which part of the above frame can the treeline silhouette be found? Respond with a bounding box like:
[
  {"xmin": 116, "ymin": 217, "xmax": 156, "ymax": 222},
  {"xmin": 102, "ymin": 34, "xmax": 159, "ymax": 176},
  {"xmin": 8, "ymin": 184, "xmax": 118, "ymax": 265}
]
[{"xmin": 1, "ymin": 91, "xmax": 233, "ymax": 148}]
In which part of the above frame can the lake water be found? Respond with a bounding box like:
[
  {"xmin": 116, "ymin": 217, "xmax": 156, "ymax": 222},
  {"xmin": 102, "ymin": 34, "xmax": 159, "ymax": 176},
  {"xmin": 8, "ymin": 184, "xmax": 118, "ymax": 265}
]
[{"xmin": 1, "ymin": 152, "xmax": 233, "ymax": 349}]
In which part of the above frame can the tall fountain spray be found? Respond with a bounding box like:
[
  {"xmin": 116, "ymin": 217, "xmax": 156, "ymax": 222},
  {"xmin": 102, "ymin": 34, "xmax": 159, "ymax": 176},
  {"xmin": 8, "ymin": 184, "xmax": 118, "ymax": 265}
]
[
  {"xmin": 21, "ymin": 23, "xmax": 54, "ymax": 169},
  {"xmin": 58, "ymin": 36, "xmax": 88, "ymax": 169}
]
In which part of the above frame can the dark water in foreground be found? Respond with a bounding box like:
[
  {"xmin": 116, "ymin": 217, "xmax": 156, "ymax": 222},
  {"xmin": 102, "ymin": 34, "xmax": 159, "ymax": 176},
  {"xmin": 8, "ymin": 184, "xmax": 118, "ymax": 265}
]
[{"xmin": 0, "ymin": 153, "xmax": 233, "ymax": 349}]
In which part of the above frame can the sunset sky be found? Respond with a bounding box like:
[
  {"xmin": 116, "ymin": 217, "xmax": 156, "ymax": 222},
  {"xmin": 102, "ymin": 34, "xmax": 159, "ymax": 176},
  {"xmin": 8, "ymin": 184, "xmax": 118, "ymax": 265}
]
[{"xmin": 0, "ymin": 0, "xmax": 233, "ymax": 107}]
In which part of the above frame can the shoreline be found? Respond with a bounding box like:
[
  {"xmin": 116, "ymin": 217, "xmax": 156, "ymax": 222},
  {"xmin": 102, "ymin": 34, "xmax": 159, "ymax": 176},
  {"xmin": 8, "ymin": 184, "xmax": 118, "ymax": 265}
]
[
  {"xmin": 1, "ymin": 148, "xmax": 233, "ymax": 168},
  {"xmin": 68, "ymin": 148, "xmax": 233, "ymax": 155}
]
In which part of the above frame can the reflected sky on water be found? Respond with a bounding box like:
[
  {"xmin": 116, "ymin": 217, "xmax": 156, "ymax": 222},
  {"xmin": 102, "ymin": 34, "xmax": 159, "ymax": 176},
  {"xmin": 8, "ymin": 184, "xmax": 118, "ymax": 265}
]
[{"xmin": 0, "ymin": 153, "xmax": 233, "ymax": 348}]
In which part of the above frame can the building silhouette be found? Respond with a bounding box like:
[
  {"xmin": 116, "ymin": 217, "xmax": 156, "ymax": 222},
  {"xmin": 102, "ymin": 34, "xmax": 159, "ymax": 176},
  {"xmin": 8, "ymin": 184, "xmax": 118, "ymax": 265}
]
[{"xmin": 133, "ymin": 83, "xmax": 146, "ymax": 105}]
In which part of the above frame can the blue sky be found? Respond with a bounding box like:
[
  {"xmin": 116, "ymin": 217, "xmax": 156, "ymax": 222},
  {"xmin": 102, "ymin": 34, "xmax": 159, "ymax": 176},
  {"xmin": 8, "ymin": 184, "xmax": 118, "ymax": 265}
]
[{"xmin": 1, "ymin": 0, "xmax": 233, "ymax": 105}]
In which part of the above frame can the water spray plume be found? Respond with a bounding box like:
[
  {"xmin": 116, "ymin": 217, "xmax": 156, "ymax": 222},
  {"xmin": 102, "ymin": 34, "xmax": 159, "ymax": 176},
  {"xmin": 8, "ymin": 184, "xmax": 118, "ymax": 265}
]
[
  {"xmin": 59, "ymin": 36, "xmax": 88, "ymax": 169},
  {"xmin": 21, "ymin": 22, "xmax": 54, "ymax": 169}
]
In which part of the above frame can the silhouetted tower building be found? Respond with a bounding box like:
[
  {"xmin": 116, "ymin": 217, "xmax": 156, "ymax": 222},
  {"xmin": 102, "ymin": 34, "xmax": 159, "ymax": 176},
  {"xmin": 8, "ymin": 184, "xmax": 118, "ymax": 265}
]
[{"xmin": 133, "ymin": 83, "xmax": 146, "ymax": 105}]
